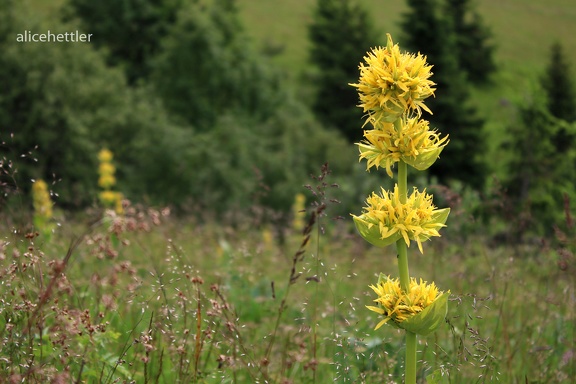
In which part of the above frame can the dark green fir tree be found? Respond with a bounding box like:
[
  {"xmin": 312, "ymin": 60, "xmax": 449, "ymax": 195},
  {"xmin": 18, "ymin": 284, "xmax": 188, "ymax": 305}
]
[
  {"xmin": 400, "ymin": 0, "xmax": 486, "ymax": 190},
  {"xmin": 541, "ymin": 42, "xmax": 576, "ymax": 123},
  {"xmin": 65, "ymin": 0, "xmax": 183, "ymax": 84},
  {"xmin": 445, "ymin": 0, "xmax": 495, "ymax": 85},
  {"xmin": 502, "ymin": 96, "xmax": 576, "ymax": 236},
  {"xmin": 308, "ymin": 0, "xmax": 380, "ymax": 142}
]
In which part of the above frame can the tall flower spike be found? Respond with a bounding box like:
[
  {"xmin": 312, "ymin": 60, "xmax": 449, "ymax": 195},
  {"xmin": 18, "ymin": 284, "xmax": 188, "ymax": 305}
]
[
  {"xmin": 32, "ymin": 179, "xmax": 53, "ymax": 221},
  {"xmin": 352, "ymin": 185, "xmax": 450, "ymax": 253},
  {"xmin": 357, "ymin": 116, "xmax": 449, "ymax": 177},
  {"xmin": 350, "ymin": 33, "xmax": 435, "ymax": 124}
]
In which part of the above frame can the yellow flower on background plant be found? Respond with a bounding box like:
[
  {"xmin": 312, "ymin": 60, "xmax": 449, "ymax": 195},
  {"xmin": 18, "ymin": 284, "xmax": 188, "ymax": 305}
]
[
  {"xmin": 32, "ymin": 179, "xmax": 53, "ymax": 221},
  {"xmin": 99, "ymin": 190, "xmax": 121, "ymax": 206},
  {"xmin": 352, "ymin": 185, "xmax": 449, "ymax": 253},
  {"xmin": 366, "ymin": 274, "xmax": 449, "ymax": 335},
  {"xmin": 350, "ymin": 33, "xmax": 435, "ymax": 124},
  {"xmin": 358, "ymin": 117, "xmax": 449, "ymax": 177},
  {"xmin": 98, "ymin": 162, "xmax": 116, "ymax": 189},
  {"xmin": 97, "ymin": 148, "xmax": 123, "ymax": 214},
  {"xmin": 32, "ymin": 179, "xmax": 56, "ymax": 240},
  {"xmin": 292, "ymin": 193, "xmax": 306, "ymax": 232},
  {"xmin": 98, "ymin": 148, "xmax": 114, "ymax": 163}
]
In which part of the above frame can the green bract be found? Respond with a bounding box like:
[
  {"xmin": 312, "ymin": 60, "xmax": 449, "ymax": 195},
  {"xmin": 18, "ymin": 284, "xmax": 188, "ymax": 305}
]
[
  {"xmin": 393, "ymin": 292, "xmax": 449, "ymax": 336},
  {"xmin": 352, "ymin": 185, "xmax": 450, "ymax": 253}
]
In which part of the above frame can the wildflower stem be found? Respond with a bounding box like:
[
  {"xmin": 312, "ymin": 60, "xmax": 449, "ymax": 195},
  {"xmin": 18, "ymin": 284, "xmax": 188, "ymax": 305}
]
[
  {"xmin": 396, "ymin": 239, "xmax": 410, "ymax": 293},
  {"xmin": 405, "ymin": 331, "xmax": 417, "ymax": 384},
  {"xmin": 397, "ymin": 159, "xmax": 408, "ymax": 204},
  {"xmin": 396, "ymin": 159, "xmax": 417, "ymax": 383},
  {"xmin": 396, "ymin": 159, "xmax": 410, "ymax": 292}
]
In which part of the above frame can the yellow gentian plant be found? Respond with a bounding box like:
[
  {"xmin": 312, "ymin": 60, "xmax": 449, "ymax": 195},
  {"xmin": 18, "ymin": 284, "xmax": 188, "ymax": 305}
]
[
  {"xmin": 350, "ymin": 34, "xmax": 450, "ymax": 383},
  {"xmin": 32, "ymin": 179, "xmax": 55, "ymax": 241},
  {"xmin": 97, "ymin": 148, "xmax": 123, "ymax": 214}
]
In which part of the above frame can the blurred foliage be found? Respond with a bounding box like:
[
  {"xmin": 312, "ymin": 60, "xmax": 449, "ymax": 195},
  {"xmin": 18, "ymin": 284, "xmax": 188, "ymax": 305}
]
[
  {"xmin": 308, "ymin": 0, "xmax": 380, "ymax": 143},
  {"xmin": 2, "ymin": 0, "xmax": 576, "ymax": 238},
  {"xmin": 0, "ymin": 0, "xmax": 369, "ymax": 217},
  {"xmin": 501, "ymin": 92, "xmax": 576, "ymax": 237},
  {"xmin": 64, "ymin": 0, "xmax": 183, "ymax": 83},
  {"xmin": 541, "ymin": 42, "xmax": 576, "ymax": 123},
  {"xmin": 445, "ymin": 0, "xmax": 496, "ymax": 85},
  {"xmin": 400, "ymin": 0, "xmax": 487, "ymax": 190},
  {"xmin": 151, "ymin": 0, "xmax": 282, "ymax": 132}
]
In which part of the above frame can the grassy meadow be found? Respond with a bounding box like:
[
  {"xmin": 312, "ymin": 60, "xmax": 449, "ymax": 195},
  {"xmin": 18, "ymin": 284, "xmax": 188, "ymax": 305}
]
[{"xmin": 1, "ymin": 176, "xmax": 575, "ymax": 383}]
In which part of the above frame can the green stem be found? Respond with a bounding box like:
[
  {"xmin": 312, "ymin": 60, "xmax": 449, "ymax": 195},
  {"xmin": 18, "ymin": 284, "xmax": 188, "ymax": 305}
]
[
  {"xmin": 396, "ymin": 238, "xmax": 410, "ymax": 293},
  {"xmin": 396, "ymin": 160, "xmax": 409, "ymax": 292},
  {"xmin": 397, "ymin": 160, "xmax": 408, "ymax": 204},
  {"xmin": 405, "ymin": 331, "xmax": 417, "ymax": 384},
  {"xmin": 396, "ymin": 159, "xmax": 417, "ymax": 384}
]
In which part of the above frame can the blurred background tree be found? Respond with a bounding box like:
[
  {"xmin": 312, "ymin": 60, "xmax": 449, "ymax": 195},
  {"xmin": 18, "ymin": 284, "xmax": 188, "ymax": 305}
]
[
  {"xmin": 65, "ymin": 0, "xmax": 183, "ymax": 84},
  {"xmin": 445, "ymin": 0, "xmax": 495, "ymax": 85},
  {"xmin": 501, "ymin": 95, "xmax": 576, "ymax": 237},
  {"xmin": 151, "ymin": 0, "xmax": 282, "ymax": 132},
  {"xmin": 400, "ymin": 0, "xmax": 487, "ymax": 190},
  {"xmin": 541, "ymin": 42, "xmax": 576, "ymax": 124},
  {"xmin": 308, "ymin": 0, "xmax": 380, "ymax": 143}
]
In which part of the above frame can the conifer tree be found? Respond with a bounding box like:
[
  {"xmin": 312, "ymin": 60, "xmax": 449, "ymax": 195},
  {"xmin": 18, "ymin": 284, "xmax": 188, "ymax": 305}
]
[
  {"xmin": 400, "ymin": 0, "xmax": 486, "ymax": 189},
  {"xmin": 308, "ymin": 0, "xmax": 380, "ymax": 142},
  {"xmin": 445, "ymin": 0, "xmax": 495, "ymax": 84},
  {"xmin": 541, "ymin": 42, "xmax": 576, "ymax": 123},
  {"xmin": 502, "ymin": 97, "xmax": 576, "ymax": 236},
  {"xmin": 66, "ymin": 0, "xmax": 183, "ymax": 83},
  {"xmin": 152, "ymin": 0, "xmax": 281, "ymax": 131}
]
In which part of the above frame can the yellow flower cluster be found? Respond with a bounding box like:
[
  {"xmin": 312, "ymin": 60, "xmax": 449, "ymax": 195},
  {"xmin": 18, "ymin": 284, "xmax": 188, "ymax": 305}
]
[
  {"xmin": 351, "ymin": 34, "xmax": 435, "ymax": 123},
  {"xmin": 352, "ymin": 185, "xmax": 449, "ymax": 253},
  {"xmin": 358, "ymin": 117, "xmax": 449, "ymax": 177},
  {"xmin": 351, "ymin": 34, "xmax": 450, "ymax": 339},
  {"xmin": 97, "ymin": 148, "xmax": 123, "ymax": 214},
  {"xmin": 291, "ymin": 193, "xmax": 306, "ymax": 232},
  {"xmin": 366, "ymin": 276, "xmax": 447, "ymax": 334},
  {"xmin": 32, "ymin": 179, "xmax": 53, "ymax": 221}
]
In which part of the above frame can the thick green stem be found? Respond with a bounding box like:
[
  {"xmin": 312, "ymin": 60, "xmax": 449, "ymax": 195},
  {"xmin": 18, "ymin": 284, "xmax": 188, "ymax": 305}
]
[
  {"xmin": 396, "ymin": 160, "xmax": 409, "ymax": 292},
  {"xmin": 396, "ymin": 238, "xmax": 410, "ymax": 293},
  {"xmin": 405, "ymin": 331, "xmax": 417, "ymax": 384},
  {"xmin": 397, "ymin": 160, "xmax": 408, "ymax": 204},
  {"xmin": 396, "ymin": 159, "xmax": 417, "ymax": 384}
]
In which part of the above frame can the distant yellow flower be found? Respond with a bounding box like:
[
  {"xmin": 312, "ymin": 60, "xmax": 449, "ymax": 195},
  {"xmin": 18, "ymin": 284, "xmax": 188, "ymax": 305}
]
[
  {"xmin": 99, "ymin": 190, "xmax": 121, "ymax": 206},
  {"xmin": 352, "ymin": 185, "xmax": 449, "ymax": 253},
  {"xmin": 358, "ymin": 117, "xmax": 448, "ymax": 177},
  {"xmin": 350, "ymin": 34, "xmax": 435, "ymax": 124},
  {"xmin": 32, "ymin": 179, "xmax": 53, "ymax": 220},
  {"xmin": 98, "ymin": 174, "xmax": 116, "ymax": 190},
  {"xmin": 366, "ymin": 275, "xmax": 448, "ymax": 335},
  {"xmin": 97, "ymin": 148, "xmax": 124, "ymax": 214},
  {"xmin": 98, "ymin": 148, "xmax": 114, "ymax": 163},
  {"xmin": 292, "ymin": 193, "xmax": 306, "ymax": 232},
  {"xmin": 99, "ymin": 190, "xmax": 123, "ymax": 214}
]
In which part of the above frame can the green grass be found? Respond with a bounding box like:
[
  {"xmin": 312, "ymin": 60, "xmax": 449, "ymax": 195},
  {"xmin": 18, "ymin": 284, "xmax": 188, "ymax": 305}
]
[
  {"xmin": 1, "ymin": 198, "xmax": 574, "ymax": 383},
  {"xmin": 237, "ymin": 0, "xmax": 576, "ymax": 75}
]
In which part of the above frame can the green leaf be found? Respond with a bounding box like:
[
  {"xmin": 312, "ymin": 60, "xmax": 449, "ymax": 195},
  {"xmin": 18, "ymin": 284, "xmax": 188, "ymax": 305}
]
[
  {"xmin": 400, "ymin": 292, "xmax": 449, "ymax": 336},
  {"xmin": 352, "ymin": 215, "xmax": 402, "ymax": 248},
  {"xmin": 404, "ymin": 145, "xmax": 446, "ymax": 171}
]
